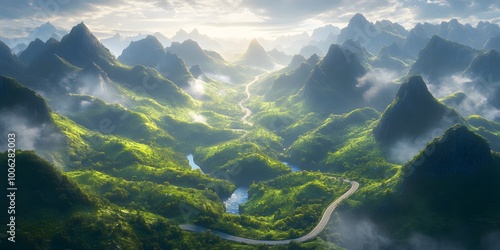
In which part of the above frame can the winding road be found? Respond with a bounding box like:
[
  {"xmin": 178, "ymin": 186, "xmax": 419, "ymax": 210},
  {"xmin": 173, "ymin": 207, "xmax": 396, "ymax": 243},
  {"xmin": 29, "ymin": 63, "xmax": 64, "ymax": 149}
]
[
  {"xmin": 180, "ymin": 180, "xmax": 359, "ymax": 245},
  {"xmin": 238, "ymin": 74, "xmax": 264, "ymax": 126}
]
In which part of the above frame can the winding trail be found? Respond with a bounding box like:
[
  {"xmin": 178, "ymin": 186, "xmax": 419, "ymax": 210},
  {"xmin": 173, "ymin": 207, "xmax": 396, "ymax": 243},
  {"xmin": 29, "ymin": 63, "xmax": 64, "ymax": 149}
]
[
  {"xmin": 238, "ymin": 74, "xmax": 264, "ymax": 126},
  {"xmin": 180, "ymin": 180, "xmax": 359, "ymax": 245}
]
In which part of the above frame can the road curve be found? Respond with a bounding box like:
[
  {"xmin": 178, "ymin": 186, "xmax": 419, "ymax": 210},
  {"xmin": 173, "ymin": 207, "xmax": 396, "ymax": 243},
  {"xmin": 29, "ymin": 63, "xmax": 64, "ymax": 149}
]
[
  {"xmin": 180, "ymin": 180, "xmax": 359, "ymax": 245},
  {"xmin": 238, "ymin": 74, "xmax": 264, "ymax": 126}
]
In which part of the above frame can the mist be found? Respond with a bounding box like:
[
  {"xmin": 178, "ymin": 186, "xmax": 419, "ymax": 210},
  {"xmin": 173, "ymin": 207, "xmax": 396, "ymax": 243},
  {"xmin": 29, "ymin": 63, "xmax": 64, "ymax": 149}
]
[
  {"xmin": 185, "ymin": 77, "xmax": 206, "ymax": 99},
  {"xmin": 206, "ymin": 73, "xmax": 232, "ymax": 84},
  {"xmin": 428, "ymin": 74, "xmax": 500, "ymax": 121},
  {"xmin": 0, "ymin": 109, "xmax": 65, "ymax": 153},
  {"xmin": 356, "ymin": 68, "xmax": 400, "ymax": 111}
]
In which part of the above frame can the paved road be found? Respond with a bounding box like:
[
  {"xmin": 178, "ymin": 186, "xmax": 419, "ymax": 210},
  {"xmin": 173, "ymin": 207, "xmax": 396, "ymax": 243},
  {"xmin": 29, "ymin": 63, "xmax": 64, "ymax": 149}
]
[
  {"xmin": 238, "ymin": 74, "xmax": 264, "ymax": 126},
  {"xmin": 180, "ymin": 180, "xmax": 359, "ymax": 245}
]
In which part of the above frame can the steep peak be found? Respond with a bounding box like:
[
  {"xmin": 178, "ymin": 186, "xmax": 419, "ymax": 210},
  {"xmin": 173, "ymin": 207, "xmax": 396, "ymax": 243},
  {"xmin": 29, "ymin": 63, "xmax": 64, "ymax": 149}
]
[
  {"xmin": 321, "ymin": 43, "xmax": 365, "ymax": 73},
  {"xmin": 396, "ymin": 75, "xmax": 432, "ymax": 101},
  {"xmin": 409, "ymin": 23, "xmax": 428, "ymax": 38},
  {"xmin": 305, "ymin": 53, "xmax": 320, "ymax": 65},
  {"xmin": 70, "ymin": 22, "xmax": 92, "ymax": 37},
  {"xmin": 247, "ymin": 38, "xmax": 265, "ymax": 52},
  {"xmin": 176, "ymin": 28, "xmax": 188, "ymax": 36},
  {"xmin": 189, "ymin": 64, "xmax": 204, "ymax": 79},
  {"xmin": 191, "ymin": 28, "xmax": 200, "ymax": 35},
  {"xmin": 449, "ymin": 18, "xmax": 460, "ymax": 25},
  {"xmin": 45, "ymin": 37, "xmax": 59, "ymax": 45},
  {"xmin": 0, "ymin": 40, "xmax": 14, "ymax": 57},
  {"xmin": 349, "ymin": 13, "xmax": 370, "ymax": 27},
  {"xmin": 181, "ymin": 39, "xmax": 203, "ymax": 50},
  {"xmin": 288, "ymin": 54, "xmax": 306, "ymax": 68},
  {"xmin": 32, "ymin": 38, "xmax": 45, "ymax": 45},
  {"xmin": 373, "ymin": 75, "xmax": 462, "ymax": 144},
  {"xmin": 403, "ymin": 124, "xmax": 493, "ymax": 181}
]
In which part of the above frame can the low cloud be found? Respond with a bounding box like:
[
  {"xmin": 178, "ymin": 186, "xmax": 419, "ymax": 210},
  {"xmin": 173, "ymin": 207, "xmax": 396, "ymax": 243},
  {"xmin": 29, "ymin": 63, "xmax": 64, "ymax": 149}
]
[
  {"xmin": 185, "ymin": 77, "xmax": 206, "ymax": 99},
  {"xmin": 357, "ymin": 68, "xmax": 399, "ymax": 102},
  {"xmin": 189, "ymin": 111, "xmax": 207, "ymax": 124},
  {"xmin": 429, "ymin": 74, "xmax": 500, "ymax": 121},
  {"xmin": 0, "ymin": 109, "xmax": 64, "ymax": 152},
  {"xmin": 205, "ymin": 73, "xmax": 232, "ymax": 84}
]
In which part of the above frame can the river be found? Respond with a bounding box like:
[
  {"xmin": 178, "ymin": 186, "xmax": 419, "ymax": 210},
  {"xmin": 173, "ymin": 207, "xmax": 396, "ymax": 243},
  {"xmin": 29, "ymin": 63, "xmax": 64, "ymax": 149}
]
[{"xmin": 186, "ymin": 154, "xmax": 301, "ymax": 214}]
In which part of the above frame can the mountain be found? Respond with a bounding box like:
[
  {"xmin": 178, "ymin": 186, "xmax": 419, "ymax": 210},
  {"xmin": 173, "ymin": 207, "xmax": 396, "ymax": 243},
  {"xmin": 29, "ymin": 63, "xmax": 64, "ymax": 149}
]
[
  {"xmin": 158, "ymin": 52, "xmax": 192, "ymax": 87},
  {"xmin": 375, "ymin": 20, "xmax": 408, "ymax": 37},
  {"xmin": 435, "ymin": 19, "xmax": 478, "ymax": 48},
  {"xmin": 18, "ymin": 38, "xmax": 49, "ymax": 65},
  {"xmin": 373, "ymin": 75, "xmax": 462, "ymax": 144},
  {"xmin": 118, "ymin": 35, "xmax": 165, "ymax": 67},
  {"xmin": 408, "ymin": 35, "xmax": 479, "ymax": 81},
  {"xmin": 465, "ymin": 49, "xmax": 500, "ymax": 108},
  {"xmin": 0, "ymin": 76, "xmax": 51, "ymax": 125},
  {"xmin": 167, "ymin": 39, "xmax": 219, "ymax": 67},
  {"xmin": 171, "ymin": 28, "xmax": 222, "ymax": 51},
  {"xmin": 434, "ymin": 19, "xmax": 500, "ymax": 49},
  {"xmin": 167, "ymin": 39, "xmax": 251, "ymax": 83},
  {"xmin": 336, "ymin": 13, "xmax": 405, "ymax": 54},
  {"xmin": 403, "ymin": 125, "xmax": 494, "ymax": 182},
  {"xmin": 402, "ymin": 23, "xmax": 430, "ymax": 58},
  {"xmin": 189, "ymin": 65, "xmax": 207, "ymax": 80},
  {"xmin": 266, "ymin": 54, "xmax": 318, "ymax": 101},
  {"xmin": 373, "ymin": 42, "xmax": 411, "ymax": 71},
  {"xmin": 27, "ymin": 22, "xmax": 66, "ymax": 44},
  {"xmin": 53, "ymin": 22, "xmax": 118, "ymax": 70},
  {"xmin": 310, "ymin": 24, "xmax": 340, "ymax": 41},
  {"xmin": 237, "ymin": 39, "xmax": 275, "ymax": 69},
  {"xmin": 0, "ymin": 76, "xmax": 65, "ymax": 154},
  {"xmin": 341, "ymin": 39, "xmax": 373, "ymax": 67},
  {"xmin": 302, "ymin": 44, "xmax": 367, "ymax": 112},
  {"xmin": 153, "ymin": 32, "xmax": 171, "ymax": 47},
  {"xmin": 483, "ymin": 33, "xmax": 500, "ymax": 51},
  {"xmin": 12, "ymin": 43, "xmax": 27, "ymax": 54},
  {"xmin": 286, "ymin": 54, "xmax": 306, "ymax": 71},
  {"xmin": 0, "ymin": 40, "xmax": 25, "ymax": 80},
  {"xmin": 369, "ymin": 125, "xmax": 500, "ymax": 247},
  {"xmin": 299, "ymin": 44, "xmax": 324, "ymax": 58},
  {"xmin": 267, "ymin": 48, "xmax": 292, "ymax": 65},
  {"xmin": 100, "ymin": 33, "xmax": 147, "ymax": 56}
]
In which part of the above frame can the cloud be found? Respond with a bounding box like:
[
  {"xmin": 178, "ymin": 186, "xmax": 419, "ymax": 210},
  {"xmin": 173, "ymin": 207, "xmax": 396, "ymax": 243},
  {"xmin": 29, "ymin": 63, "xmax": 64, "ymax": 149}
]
[
  {"xmin": 189, "ymin": 111, "xmax": 207, "ymax": 124},
  {"xmin": 357, "ymin": 68, "xmax": 399, "ymax": 102},
  {"xmin": 0, "ymin": 0, "xmax": 125, "ymax": 20},
  {"xmin": 242, "ymin": 0, "xmax": 342, "ymax": 20},
  {"xmin": 184, "ymin": 77, "xmax": 206, "ymax": 99}
]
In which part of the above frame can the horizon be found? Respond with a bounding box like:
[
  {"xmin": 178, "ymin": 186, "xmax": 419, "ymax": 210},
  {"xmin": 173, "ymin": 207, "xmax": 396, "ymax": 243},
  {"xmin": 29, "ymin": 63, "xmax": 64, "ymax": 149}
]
[{"xmin": 0, "ymin": 0, "xmax": 499, "ymax": 40}]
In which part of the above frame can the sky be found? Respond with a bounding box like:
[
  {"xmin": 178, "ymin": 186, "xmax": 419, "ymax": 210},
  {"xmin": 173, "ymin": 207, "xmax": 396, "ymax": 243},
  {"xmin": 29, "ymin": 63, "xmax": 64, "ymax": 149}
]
[{"xmin": 0, "ymin": 0, "xmax": 499, "ymax": 39}]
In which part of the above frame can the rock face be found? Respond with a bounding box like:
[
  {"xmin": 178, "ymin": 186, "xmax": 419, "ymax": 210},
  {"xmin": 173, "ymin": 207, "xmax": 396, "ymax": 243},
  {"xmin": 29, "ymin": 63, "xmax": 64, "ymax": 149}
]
[
  {"xmin": 408, "ymin": 35, "xmax": 478, "ymax": 81},
  {"xmin": 18, "ymin": 38, "xmax": 48, "ymax": 65},
  {"xmin": 373, "ymin": 75, "xmax": 462, "ymax": 144},
  {"xmin": 402, "ymin": 23, "xmax": 430, "ymax": 57},
  {"xmin": 483, "ymin": 33, "xmax": 500, "ymax": 51},
  {"xmin": 118, "ymin": 35, "xmax": 165, "ymax": 67},
  {"xmin": 302, "ymin": 44, "xmax": 367, "ymax": 112},
  {"xmin": 0, "ymin": 76, "xmax": 51, "ymax": 125},
  {"xmin": 465, "ymin": 49, "xmax": 500, "ymax": 109},
  {"xmin": 0, "ymin": 40, "xmax": 25, "ymax": 79},
  {"xmin": 54, "ymin": 22, "xmax": 117, "ymax": 70},
  {"xmin": 158, "ymin": 52, "xmax": 192, "ymax": 87},
  {"xmin": 237, "ymin": 39, "xmax": 275, "ymax": 69},
  {"xmin": 403, "ymin": 125, "xmax": 493, "ymax": 180},
  {"xmin": 336, "ymin": 13, "xmax": 405, "ymax": 54}
]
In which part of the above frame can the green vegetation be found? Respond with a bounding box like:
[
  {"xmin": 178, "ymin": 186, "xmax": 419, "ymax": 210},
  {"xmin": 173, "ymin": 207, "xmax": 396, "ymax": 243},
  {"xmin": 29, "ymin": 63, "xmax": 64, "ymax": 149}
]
[{"xmin": 203, "ymin": 172, "xmax": 350, "ymax": 240}]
